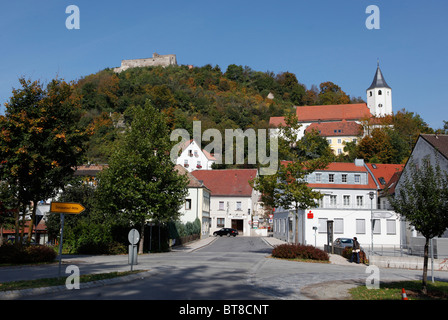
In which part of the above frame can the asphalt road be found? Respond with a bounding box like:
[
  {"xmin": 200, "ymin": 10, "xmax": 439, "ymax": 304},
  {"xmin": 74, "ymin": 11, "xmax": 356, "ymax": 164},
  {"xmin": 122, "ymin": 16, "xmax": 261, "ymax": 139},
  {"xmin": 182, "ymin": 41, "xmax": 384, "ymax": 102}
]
[{"xmin": 3, "ymin": 236, "xmax": 448, "ymax": 302}]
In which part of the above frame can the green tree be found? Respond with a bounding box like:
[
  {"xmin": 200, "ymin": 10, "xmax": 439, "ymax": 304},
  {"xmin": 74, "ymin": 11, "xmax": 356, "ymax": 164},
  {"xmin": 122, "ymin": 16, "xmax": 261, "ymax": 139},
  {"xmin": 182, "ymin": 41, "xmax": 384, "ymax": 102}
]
[
  {"xmin": 95, "ymin": 100, "xmax": 188, "ymax": 253},
  {"xmin": 389, "ymin": 156, "xmax": 448, "ymax": 294},
  {"xmin": 317, "ymin": 81, "xmax": 350, "ymax": 105},
  {"xmin": 0, "ymin": 78, "xmax": 88, "ymax": 244},
  {"xmin": 251, "ymin": 113, "xmax": 329, "ymax": 244}
]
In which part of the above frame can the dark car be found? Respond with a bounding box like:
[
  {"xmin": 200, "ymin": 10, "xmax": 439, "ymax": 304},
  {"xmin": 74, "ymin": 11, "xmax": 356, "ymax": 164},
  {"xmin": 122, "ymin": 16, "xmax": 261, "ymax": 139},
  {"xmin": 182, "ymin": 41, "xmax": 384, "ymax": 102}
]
[{"xmin": 213, "ymin": 228, "xmax": 238, "ymax": 237}]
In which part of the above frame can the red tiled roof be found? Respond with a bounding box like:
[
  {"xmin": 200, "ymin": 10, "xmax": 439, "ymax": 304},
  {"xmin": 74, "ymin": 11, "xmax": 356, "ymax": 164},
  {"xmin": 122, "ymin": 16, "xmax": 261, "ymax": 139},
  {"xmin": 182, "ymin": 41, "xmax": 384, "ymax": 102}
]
[
  {"xmin": 366, "ymin": 163, "xmax": 404, "ymax": 187},
  {"xmin": 269, "ymin": 103, "xmax": 371, "ymax": 127},
  {"xmin": 2, "ymin": 220, "xmax": 47, "ymax": 234},
  {"xmin": 191, "ymin": 169, "xmax": 257, "ymax": 196},
  {"xmin": 305, "ymin": 120, "xmax": 363, "ymax": 137}
]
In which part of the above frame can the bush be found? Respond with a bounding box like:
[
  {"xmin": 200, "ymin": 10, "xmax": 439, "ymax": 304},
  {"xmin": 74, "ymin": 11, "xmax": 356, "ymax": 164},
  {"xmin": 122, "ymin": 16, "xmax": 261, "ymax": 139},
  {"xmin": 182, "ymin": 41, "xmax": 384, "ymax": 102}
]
[
  {"xmin": 342, "ymin": 247, "xmax": 368, "ymax": 264},
  {"xmin": 0, "ymin": 244, "xmax": 57, "ymax": 264},
  {"xmin": 272, "ymin": 243, "xmax": 329, "ymax": 261}
]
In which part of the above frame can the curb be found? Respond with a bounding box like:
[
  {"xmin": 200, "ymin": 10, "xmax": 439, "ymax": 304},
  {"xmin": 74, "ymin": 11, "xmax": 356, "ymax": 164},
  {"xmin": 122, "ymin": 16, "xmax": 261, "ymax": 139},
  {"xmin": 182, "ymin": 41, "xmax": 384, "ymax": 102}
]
[{"xmin": 0, "ymin": 270, "xmax": 156, "ymax": 300}]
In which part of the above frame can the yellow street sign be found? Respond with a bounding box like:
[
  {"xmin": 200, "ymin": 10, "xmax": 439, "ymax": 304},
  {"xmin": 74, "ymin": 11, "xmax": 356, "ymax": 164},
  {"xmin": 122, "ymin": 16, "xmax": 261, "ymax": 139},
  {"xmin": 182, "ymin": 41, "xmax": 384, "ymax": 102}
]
[{"xmin": 50, "ymin": 202, "xmax": 86, "ymax": 214}]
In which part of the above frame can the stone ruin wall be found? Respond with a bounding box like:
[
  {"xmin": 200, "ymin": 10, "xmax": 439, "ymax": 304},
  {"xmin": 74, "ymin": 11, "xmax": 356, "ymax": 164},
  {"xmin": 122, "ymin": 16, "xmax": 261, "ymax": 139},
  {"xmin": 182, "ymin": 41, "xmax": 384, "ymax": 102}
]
[{"xmin": 114, "ymin": 53, "xmax": 177, "ymax": 73}]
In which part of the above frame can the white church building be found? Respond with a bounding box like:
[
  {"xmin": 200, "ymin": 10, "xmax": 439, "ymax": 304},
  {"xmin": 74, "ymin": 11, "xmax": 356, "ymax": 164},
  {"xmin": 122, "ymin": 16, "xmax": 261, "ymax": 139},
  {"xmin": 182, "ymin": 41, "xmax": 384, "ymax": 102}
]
[{"xmin": 269, "ymin": 63, "xmax": 394, "ymax": 142}]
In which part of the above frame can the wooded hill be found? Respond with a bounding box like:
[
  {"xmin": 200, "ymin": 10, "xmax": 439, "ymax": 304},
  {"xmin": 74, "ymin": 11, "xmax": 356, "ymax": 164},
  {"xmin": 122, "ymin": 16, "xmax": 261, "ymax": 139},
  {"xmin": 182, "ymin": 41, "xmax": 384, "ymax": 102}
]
[
  {"xmin": 71, "ymin": 63, "xmax": 445, "ymax": 166},
  {"xmin": 73, "ymin": 63, "xmax": 367, "ymax": 164}
]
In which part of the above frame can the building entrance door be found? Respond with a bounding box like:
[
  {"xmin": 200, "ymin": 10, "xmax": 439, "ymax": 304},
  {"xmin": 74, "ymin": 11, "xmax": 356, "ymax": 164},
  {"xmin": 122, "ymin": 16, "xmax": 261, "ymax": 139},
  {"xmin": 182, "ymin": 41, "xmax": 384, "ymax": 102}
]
[{"xmin": 232, "ymin": 219, "xmax": 243, "ymax": 233}]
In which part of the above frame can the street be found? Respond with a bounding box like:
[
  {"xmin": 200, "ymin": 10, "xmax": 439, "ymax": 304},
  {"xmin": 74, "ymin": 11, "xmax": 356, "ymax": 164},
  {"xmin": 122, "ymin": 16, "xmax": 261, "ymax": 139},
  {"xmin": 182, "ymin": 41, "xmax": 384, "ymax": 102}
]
[{"xmin": 3, "ymin": 236, "xmax": 448, "ymax": 301}]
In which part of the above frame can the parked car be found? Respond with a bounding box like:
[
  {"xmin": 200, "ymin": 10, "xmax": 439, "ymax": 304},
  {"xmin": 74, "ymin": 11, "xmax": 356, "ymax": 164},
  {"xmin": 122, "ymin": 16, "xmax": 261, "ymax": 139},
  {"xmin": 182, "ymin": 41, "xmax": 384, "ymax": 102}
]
[
  {"xmin": 334, "ymin": 238, "xmax": 364, "ymax": 250},
  {"xmin": 213, "ymin": 228, "xmax": 238, "ymax": 237},
  {"xmin": 333, "ymin": 238, "xmax": 354, "ymax": 248}
]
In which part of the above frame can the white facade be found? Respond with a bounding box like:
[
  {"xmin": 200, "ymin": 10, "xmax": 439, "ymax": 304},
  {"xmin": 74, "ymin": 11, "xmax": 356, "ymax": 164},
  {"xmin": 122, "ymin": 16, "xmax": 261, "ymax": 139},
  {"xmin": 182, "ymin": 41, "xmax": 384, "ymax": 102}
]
[
  {"xmin": 273, "ymin": 160, "xmax": 401, "ymax": 248},
  {"xmin": 179, "ymin": 186, "xmax": 211, "ymax": 238},
  {"xmin": 176, "ymin": 140, "xmax": 216, "ymax": 172},
  {"xmin": 209, "ymin": 195, "xmax": 258, "ymax": 237},
  {"xmin": 366, "ymin": 65, "xmax": 393, "ymax": 117}
]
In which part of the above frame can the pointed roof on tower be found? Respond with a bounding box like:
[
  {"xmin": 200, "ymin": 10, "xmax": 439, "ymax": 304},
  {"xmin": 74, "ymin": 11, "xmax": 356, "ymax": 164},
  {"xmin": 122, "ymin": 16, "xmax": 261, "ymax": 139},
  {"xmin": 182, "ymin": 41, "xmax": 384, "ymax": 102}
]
[{"xmin": 367, "ymin": 62, "xmax": 391, "ymax": 90}]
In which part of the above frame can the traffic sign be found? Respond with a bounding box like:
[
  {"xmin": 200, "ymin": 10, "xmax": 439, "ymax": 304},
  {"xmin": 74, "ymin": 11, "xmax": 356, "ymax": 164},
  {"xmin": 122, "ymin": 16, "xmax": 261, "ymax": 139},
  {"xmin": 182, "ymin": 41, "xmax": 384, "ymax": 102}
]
[
  {"xmin": 128, "ymin": 229, "xmax": 140, "ymax": 245},
  {"xmin": 50, "ymin": 202, "xmax": 85, "ymax": 214}
]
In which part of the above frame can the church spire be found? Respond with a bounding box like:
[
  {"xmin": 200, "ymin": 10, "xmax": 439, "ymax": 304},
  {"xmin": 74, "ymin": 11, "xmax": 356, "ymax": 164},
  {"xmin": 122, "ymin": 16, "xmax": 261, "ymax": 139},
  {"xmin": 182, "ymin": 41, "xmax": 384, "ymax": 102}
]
[{"xmin": 367, "ymin": 62, "xmax": 391, "ymax": 90}]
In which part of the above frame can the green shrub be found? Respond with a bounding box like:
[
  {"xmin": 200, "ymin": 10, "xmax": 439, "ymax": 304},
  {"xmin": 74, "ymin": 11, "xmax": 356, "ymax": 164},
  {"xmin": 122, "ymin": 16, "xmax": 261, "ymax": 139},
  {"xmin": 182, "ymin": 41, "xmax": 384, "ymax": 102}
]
[
  {"xmin": 272, "ymin": 243, "xmax": 329, "ymax": 261},
  {"xmin": 0, "ymin": 244, "xmax": 57, "ymax": 264}
]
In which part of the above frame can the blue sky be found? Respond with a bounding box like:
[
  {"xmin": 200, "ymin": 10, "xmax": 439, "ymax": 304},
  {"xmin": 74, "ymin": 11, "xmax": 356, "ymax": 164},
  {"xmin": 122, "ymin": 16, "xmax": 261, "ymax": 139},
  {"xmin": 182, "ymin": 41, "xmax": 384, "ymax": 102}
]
[{"xmin": 1, "ymin": 0, "xmax": 447, "ymax": 129}]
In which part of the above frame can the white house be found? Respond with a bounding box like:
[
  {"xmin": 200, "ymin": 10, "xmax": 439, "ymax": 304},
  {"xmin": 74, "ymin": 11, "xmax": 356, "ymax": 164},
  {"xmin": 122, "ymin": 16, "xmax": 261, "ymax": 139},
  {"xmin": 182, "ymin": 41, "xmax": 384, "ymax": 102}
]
[
  {"xmin": 395, "ymin": 134, "xmax": 448, "ymax": 253},
  {"xmin": 176, "ymin": 139, "xmax": 216, "ymax": 172},
  {"xmin": 191, "ymin": 169, "xmax": 260, "ymax": 237},
  {"xmin": 175, "ymin": 165, "xmax": 211, "ymax": 238},
  {"xmin": 273, "ymin": 159, "xmax": 403, "ymax": 250}
]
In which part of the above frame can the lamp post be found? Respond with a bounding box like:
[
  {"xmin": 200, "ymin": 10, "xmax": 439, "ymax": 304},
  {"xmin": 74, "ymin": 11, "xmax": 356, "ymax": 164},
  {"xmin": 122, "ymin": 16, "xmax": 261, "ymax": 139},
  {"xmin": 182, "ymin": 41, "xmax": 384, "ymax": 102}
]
[{"xmin": 369, "ymin": 191, "xmax": 375, "ymax": 257}]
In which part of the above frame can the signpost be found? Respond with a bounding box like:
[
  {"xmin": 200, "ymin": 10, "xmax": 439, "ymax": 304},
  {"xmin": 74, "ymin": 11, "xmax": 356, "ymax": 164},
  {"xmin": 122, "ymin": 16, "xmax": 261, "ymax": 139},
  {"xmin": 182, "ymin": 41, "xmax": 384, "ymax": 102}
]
[
  {"xmin": 128, "ymin": 229, "xmax": 140, "ymax": 271},
  {"xmin": 50, "ymin": 202, "xmax": 86, "ymax": 277}
]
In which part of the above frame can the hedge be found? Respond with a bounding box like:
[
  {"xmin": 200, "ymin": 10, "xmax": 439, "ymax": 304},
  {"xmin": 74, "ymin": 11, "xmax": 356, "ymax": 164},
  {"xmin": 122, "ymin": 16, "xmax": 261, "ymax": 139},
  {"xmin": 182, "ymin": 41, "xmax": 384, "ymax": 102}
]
[{"xmin": 272, "ymin": 243, "xmax": 329, "ymax": 261}]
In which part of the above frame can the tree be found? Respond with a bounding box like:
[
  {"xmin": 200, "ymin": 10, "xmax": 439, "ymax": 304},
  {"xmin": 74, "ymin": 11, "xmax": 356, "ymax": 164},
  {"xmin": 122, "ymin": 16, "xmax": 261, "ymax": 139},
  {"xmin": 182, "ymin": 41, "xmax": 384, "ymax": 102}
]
[
  {"xmin": 95, "ymin": 100, "xmax": 188, "ymax": 253},
  {"xmin": 389, "ymin": 156, "xmax": 448, "ymax": 294},
  {"xmin": 317, "ymin": 81, "xmax": 350, "ymax": 105},
  {"xmin": 0, "ymin": 78, "xmax": 88, "ymax": 244},
  {"xmin": 251, "ymin": 113, "xmax": 329, "ymax": 244}
]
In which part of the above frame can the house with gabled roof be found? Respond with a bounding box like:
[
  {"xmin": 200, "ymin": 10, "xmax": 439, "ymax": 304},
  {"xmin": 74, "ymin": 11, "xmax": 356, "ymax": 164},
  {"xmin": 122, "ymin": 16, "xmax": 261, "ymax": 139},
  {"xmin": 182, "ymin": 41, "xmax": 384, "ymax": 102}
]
[
  {"xmin": 176, "ymin": 139, "xmax": 216, "ymax": 172},
  {"xmin": 191, "ymin": 169, "xmax": 260, "ymax": 236},
  {"xmin": 305, "ymin": 120, "xmax": 364, "ymax": 155},
  {"xmin": 395, "ymin": 134, "xmax": 448, "ymax": 250}
]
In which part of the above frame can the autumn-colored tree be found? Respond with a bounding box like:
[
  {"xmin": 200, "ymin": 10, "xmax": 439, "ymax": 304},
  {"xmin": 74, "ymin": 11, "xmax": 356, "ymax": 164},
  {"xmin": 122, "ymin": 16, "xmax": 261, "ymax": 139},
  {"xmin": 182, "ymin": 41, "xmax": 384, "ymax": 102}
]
[
  {"xmin": 317, "ymin": 81, "xmax": 350, "ymax": 105},
  {"xmin": 0, "ymin": 78, "xmax": 89, "ymax": 244}
]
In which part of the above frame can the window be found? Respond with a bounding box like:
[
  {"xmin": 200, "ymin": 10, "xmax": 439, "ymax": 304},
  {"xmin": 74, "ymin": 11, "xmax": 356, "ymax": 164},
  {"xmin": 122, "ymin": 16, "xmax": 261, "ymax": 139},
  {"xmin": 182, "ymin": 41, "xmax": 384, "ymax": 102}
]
[
  {"xmin": 236, "ymin": 201, "xmax": 242, "ymax": 211},
  {"xmin": 370, "ymin": 91, "xmax": 373, "ymax": 97},
  {"xmin": 378, "ymin": 90, "xmax": 382, "ymax": 95},
  {"xmin": 356, "ymin": 196, "xmax": 363, "ymax": 207},
  {"xmin": 185, "ymin": 199, "xmax": 192, "ymax": 210},
  {"xmin": 342, "ymin": 174, "xmax": 347, "ymax": 183},
  {"xmin": 327, "ymin": 139, "xmax": 332, "ymax": 144},
  {"xmin": 338, "ymin": 149, "xmax": 342, "ymax": 155},
  {"xmin": 329, "ymin": 174, "xmax": 334, "ymax": 183},
  {"xmin": 217, "ymin": 218, "xmax": 225, "ymax": 228},
  {"xmin": 356, "ymin": 219, "xmax": 366, "ymax": 234},
  {"xmin": 334, "ymin": 218, "xmax": 344, "ymax": 234},
  {"xmin": 343, "ymin": 195, "xmax": 350, "ymax": 206},
  {"xmin": 183, "ymin": 159, "xmax": 189, "ymax": 167},
  {"xmin": 387, "ymin": 219, "xmax": 396, "ymax": 235},
  {"xmin": 318, "ymin": 218, "xmax": 327, "ymax": 233},
  {"xmin": 354, "ymin": 174, "xmax": 360, "ymax": 184},
  {"xmin": 196, "ymin": 161, "xmax": 202, "ymax": 169},
  {"xmin": 373, "ymin": 219, "xmax": 381, "ymax": 234},
  {"xmin": 188, "ymin": 150, "xmax": 193, "ymax": 157},
  {"xmin": 330, "ymin": 195, "xmax": 337, "ymax": 206},
  {"xmin": 316, "ymin": 173, "xmax": 322, "ymax": 182},
  {"xmin": 219, "ymin": 201, "xmax": 224, "ymax": 210}
]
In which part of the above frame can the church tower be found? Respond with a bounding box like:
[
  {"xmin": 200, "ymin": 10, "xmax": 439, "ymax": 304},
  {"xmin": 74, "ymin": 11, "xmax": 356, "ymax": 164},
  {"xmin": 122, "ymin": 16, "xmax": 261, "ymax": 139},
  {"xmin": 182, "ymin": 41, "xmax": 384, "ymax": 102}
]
[{"xmin": 366, "ymin": 62, "xmax": 392, "ymax": 117}]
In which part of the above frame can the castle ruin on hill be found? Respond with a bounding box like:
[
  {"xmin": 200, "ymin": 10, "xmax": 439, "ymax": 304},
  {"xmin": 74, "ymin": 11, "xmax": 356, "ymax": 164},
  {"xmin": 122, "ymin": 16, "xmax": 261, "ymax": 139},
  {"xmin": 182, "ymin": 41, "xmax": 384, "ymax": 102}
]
[{"xmin": 113, "ymin": 53, "xmax": 177, "ymax": 73}]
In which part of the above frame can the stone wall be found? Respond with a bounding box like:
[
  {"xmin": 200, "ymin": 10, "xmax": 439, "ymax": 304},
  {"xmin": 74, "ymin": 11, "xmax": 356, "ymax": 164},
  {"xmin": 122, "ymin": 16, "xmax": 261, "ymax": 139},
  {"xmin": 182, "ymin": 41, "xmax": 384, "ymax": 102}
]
[{"xmin": 114, "ymin": 53, "xmax": 177, "ymax": 73}]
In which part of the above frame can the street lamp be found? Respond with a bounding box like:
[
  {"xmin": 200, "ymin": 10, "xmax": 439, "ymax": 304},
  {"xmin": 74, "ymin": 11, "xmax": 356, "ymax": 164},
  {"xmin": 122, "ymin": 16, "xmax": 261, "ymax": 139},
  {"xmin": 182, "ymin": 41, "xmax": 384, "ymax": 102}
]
[{"xmin": 369, "ymin": 191, "xmax": 375, "ymax": 257}]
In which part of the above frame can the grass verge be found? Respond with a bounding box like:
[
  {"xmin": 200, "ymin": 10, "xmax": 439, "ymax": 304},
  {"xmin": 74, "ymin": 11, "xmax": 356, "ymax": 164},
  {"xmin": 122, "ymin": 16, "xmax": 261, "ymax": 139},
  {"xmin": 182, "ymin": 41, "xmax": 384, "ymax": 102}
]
[
  {"xmin": 349, "ymin": 280, "xmax": 448, "ymax": 300},
  {"xmin": 0, "ymin": 270, "xmax": 147, "ymax": 292}
]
